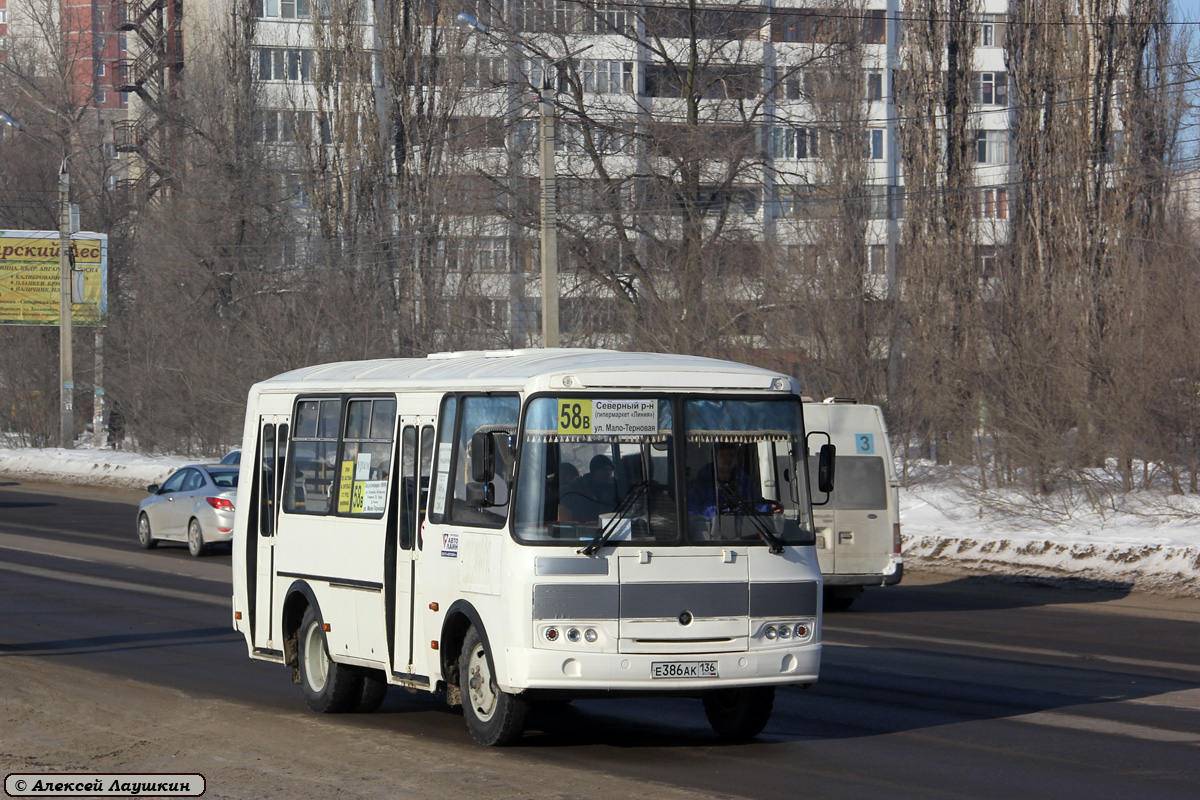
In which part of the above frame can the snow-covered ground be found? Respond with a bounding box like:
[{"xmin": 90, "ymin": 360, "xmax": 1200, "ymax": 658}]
[{"xmin": 1, "ymin": 445, "xmax": 1197, "ymax": 597}]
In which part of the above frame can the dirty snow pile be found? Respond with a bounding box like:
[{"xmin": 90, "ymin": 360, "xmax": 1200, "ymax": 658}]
[{"xmin": 1, "ymin": 445, "xmax": 1197, "ymax": 596}]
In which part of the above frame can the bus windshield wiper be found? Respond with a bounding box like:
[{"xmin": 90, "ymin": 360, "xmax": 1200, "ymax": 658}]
[
  {"xmin": 724, "ymin": 498, "xmax": 786, "ymax": 555},
  {"xmin": 580, "ymin": 481, "xmax": 649, "ymax": 556}
]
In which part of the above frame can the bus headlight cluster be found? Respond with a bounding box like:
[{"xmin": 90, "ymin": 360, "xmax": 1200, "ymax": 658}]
[
  {"xmin": 543, "ymin": 625, "xmax": 600, "ymax": 645},
  {"xmin": 760, "ymin": 621, "xmax": 813, "ymax": 642}
]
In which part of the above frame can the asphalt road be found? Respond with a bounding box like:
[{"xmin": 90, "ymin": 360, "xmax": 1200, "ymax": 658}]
[{"xmin": 2, "ymin": 478, "xmax": 1198, "ymax": 799}]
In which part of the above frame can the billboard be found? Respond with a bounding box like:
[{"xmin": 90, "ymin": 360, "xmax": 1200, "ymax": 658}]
[{"xmin": 0, "ymin": 230, "xmax": 109, "ymax": 325}]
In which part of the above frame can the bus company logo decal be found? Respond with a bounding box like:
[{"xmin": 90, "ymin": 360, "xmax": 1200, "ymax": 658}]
[{"xmin": 441, "ymin": 532, "xmax": 459, "ymax": 558}]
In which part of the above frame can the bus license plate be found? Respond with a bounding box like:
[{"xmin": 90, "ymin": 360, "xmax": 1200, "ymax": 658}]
[{"xmin": 651, "ymin": 661, "xmax": 719, "ymax": 679}]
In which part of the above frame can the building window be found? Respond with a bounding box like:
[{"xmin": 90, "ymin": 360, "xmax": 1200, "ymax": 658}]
[
  {"xmin": 862, "ymin": 9, "xmax": 886, "ymax": 44},
  {"xmin": 971, "ymin": 72, "xmax": 1008, "ymax": 106},
  {"xmin": 771, "ymin": 127, "xmax": 820, "ymax": 160},
  {"xmin": 979, "ymin": 187, "xmax": 1008, "ymax": 219},
  {"xmin": 576, "ymin": 59, "xmax": 633, "ymax": 94},
  {"xmin": 97, "ymin": 61, "xmax": 106, "ymax": 77},
  {"xmin": 866, "ymin": 128, "xmax": 885, "ymax": 160},
  {"xmin": 975, "ymin": 130, "xmax": 1008, "ymax": 164},
  {"xmin": 979, "ymin": 14, "xmax": 1006, "ymax": 48},
  {"xmin": 257, "ymin": 48, "xmax": 314, "ymax": 83},
  {"xmin": 452, "ymin": 238, "xmax": 508, "ymax": 272},
  {"xmin": 868, "ymin": 244, "xmax": 887, "ymax": 275},
  {"xmin": 867, "ymin": 71, "xmax": 883, "ymax": 102}
]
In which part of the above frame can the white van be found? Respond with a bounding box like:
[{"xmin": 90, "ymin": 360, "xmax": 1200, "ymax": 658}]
[{"xmin": 804, "ymin": 399, "xmax": 902, "ymax": 610}]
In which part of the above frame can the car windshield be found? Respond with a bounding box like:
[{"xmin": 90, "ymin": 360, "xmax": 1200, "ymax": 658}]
[
  {"xmin": 208, "ymin": 468, "xmax": 239, "ymax": 489},
  {"xmin": 513, "ymin": 396, "xmax": 814, "ymax": 547}
]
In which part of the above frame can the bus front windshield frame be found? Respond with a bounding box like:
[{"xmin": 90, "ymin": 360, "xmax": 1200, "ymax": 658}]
[{"xmin": 512, "ymin": 395, "xmax": 815, "ymax": 548}]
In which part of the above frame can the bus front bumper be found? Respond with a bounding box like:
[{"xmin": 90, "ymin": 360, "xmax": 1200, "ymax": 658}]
[{"xmin": 502, "ymin": 643, "xmax": 822, "ymax": 693}]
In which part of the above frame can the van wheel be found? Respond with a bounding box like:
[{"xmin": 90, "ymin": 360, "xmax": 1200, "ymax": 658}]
[
  {"xmin": 703, "ymin": 686, "xmax": 775, "ymax": 741},
  {"xmin": 187, "ymin": 519, "xmax": 207, "ymax": 557},
  {"xmin": 460, "ymin": 625, "xmax": 527, "ymax": 746},
  {"xmin": 353, "ymin": 668, "xmax": 389, "ymax": 713},
  {"xmin": 297, "ymin": 607, "xmax": 358, "ymax": 713},
  {"xmin": 824, "ymin": 587, "xmax": 860, "ymax": 612},
  {"xmin": 137, "ymin": 514, "xmax": 157, "ymax": 549}
]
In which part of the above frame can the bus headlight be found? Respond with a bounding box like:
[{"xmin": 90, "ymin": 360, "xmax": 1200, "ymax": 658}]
[
  {"xmin": 584, "ymin": 628, "xmax": 598, "ymax": 643},
  {"xmin": 566, "ymin": 628, "xmax": 582, "ymax": 643},
  {"xmin": 765, "ymin": 625, "xmax": 778, "ymax": 640},
  {"xmin": 545, "ymin": 627, "xmax": 559, "ymax": 642}
]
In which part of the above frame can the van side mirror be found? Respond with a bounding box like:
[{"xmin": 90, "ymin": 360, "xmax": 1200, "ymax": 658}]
[
  {"xmin": 465, "ymin": 481, "xmax": 495, "ymax": 508},
  {"xmin": 470, "ymin": 432, "xmax": 495, "ymax": 483},
  {"xmin": 818, "ymin": 444, "xmax": 836, "ymax": 494}
]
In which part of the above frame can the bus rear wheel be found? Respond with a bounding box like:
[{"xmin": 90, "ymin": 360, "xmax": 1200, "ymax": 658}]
[
  {"xmin": 703, "ymin": 686, "xmax": 775, "ymax": 741},
  {"xmin": 352, "ymin": 668, "xmax": 389, "ymax": 713},
  {"xmin": 297, "ymin": 606, "xmax": 358, "ymax": 713},
  {"xmin": 460, "ymin": 625, "xmax": 527, "ymax": 746}
]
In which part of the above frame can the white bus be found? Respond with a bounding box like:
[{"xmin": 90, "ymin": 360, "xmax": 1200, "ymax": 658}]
[
  {"xmin": 804, "ymin": 399, "xmax": 903, "ymax": 610},
  {"xmin": 231, "ymin": 350, "xmax": 833, "ymax": 745}
]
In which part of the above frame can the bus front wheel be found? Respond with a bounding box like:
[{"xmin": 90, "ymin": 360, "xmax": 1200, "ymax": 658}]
[
  {"xmin": 297, "ymin": 606, "xmax": 358, "ymax": 713},
  {"xmin": 703, "ymin": 686, "xmax": 775, "ymax": 741},
  {"xmin": 459, "ymin": 625, "xmax": 527, "ymax": 746}
]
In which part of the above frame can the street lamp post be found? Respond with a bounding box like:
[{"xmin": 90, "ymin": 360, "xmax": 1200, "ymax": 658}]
[
  {"xmin": 456, "ymin": 13, "xmax": 561, "ymax": 348},
  {"xmin": 2, "ymin": 112, "xmax": 77, "ymax": 448}
]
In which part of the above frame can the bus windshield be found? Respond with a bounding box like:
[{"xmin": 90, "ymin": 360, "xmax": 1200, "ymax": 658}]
[{"xmin": 513, "ymin": 396, "xmax": 815, "ymax": 547}]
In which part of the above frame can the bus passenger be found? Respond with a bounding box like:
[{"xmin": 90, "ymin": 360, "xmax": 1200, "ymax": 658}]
[{"xmin": 559, "ymin": 454, "xmax": 617, "ymax": 524}]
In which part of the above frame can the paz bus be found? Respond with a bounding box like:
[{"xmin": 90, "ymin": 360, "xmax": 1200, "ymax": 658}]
[{"xmin": 231, "ymin": 349, "xmax": 834, "ymax": 745}]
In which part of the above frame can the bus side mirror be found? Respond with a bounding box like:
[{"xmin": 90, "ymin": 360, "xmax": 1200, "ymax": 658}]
[
  {"xmin": 470, "ymin": 432, "xmax": 495, "ymax": 483},
  {"xmin": 466, "ymin": 481, "xmax": 495, "ymax": 508},
  {"xmin": 818, "ymin": 444, "xmax": 836, "ymax": 494}
]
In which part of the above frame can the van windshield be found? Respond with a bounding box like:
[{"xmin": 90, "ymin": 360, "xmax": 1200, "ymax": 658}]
[{"xmin": 513, "ymin": 396, "xmax": 815, "ymax": 547}]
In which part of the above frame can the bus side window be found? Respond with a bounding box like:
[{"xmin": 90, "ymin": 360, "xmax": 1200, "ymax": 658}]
[
  {"xmin": 260, "ymin": 423, "xmax": 275, "ymax": 536},
  {"xmin": 417, "ymin": 425, "xmax": 434, "ymax": 548},
  {"xmin": 399, "ymin": 426, "xmax": 416, "ymax": 550},
  {"xmin": 428, "ymin": 397, "xmax": 457, "ymax": 525}
]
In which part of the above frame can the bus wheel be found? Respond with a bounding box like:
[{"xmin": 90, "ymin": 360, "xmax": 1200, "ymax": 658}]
[
  {"xmin": 460, "ymin": 625, "xmax": 527, "ymax": 746},
  {"xmin": 703, "ymin": 686, "xmax": 775, "ymax": 741},
  {"xmin": 353, "ymin": 668, "xmax": 389, "ymax": 713},
  {"xmin": 297, "ymin": 607, "xmax": 358, "ymax": 713},
  {"xmin": 137, "ymin": 514, "xmax": 157, "ymax": 550}
]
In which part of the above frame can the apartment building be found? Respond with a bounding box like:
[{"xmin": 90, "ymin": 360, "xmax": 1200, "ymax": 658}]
[{"xmin": 122, "ymin": 0, "xmax": 1019, "ymax": 344}]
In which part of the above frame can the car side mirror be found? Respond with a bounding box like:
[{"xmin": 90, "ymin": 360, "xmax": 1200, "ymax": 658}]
[
  {"xmin": 470, "ymin": 432, "xmax": 495, "ymax": 483},
  {"xmin": 147, "ymin": 484, "xmax": 159, "ymax": 494},
  {"xmin": 465, "ymin": 481, "xmax": 494, "ymax": 508},
  {"xmin": 818, "ymin": 444, "xmax": 836, "ymax": 494}
]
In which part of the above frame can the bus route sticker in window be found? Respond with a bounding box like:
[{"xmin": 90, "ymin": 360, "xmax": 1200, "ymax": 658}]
[
  {"xmin": 856, "ymin": 433, "xmax": 875, "ymax": 454},
  {"xmin": 352, "ymin": 480, "xmax": 388, "ymax": 514},
  {"xmin": 337, "ymin": 460, "xmax": 355, "ymax": 512},
  {"xmin": 558, "ymin": 398, "xmax": 658, "ymax": 436}
]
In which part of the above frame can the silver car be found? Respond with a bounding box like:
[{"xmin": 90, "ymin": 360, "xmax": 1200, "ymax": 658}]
[{"xmin": 137, "ymin": 464, "xmax": 239, "ymax": 556}]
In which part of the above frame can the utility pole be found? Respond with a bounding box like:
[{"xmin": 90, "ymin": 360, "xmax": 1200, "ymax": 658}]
[
  {"xmin": 538, "ymin": 83, "xmax": 559, "ymax": 348},
  {"xmin": 59, "ymin": 161, "xmax": 75, "ymax": 449}
]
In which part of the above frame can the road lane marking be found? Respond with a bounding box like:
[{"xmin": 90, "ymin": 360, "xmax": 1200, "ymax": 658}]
[
  {"xmin": 1127, "ymin": 688, "xmax": 1200, "ymax": 710},
  {"xmin": 825, "ymin": 627, "xmax": 1200, "ymax": 675},
  {"xmin": 1010, "ymin": 710, "xmax": 1200, "ymax": 744},
  {"xmin": 0, "ymin": 561, "xmax": 228, "ymax": 608}
]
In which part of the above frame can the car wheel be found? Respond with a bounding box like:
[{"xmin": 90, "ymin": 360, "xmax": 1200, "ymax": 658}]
[
  {"xmin": 297, "ymin": 606, "xmax": 358, "ymax": 713},
  {"xmin": 352, "ymin": 668, "xmax": 389, "ymax": 713},
  {"xmin": 702, "ymin": 686, "xmax": 775, "ymax": 741},
  {"xmin": 460, "ymin": 624, "xmax": 527, "ymax": 746},
  {"xmin": 137, "ymin": 514, "xmax": 157, "ymax": 549},
  {"xmin": 187, "ymin": 518, "xmax": 207, "ymax": 557}
]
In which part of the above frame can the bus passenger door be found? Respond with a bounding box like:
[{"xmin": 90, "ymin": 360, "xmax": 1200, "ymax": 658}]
[
  {"xmin": 392, "ymin": 420, "xmax": 434, "ymax": 676},
  {"xmin": 253, "ymin": 416, "xmax": 289, "ymax": 650}
]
